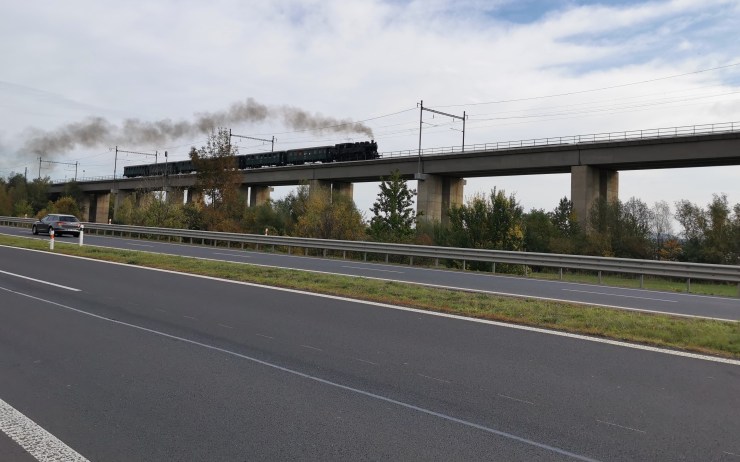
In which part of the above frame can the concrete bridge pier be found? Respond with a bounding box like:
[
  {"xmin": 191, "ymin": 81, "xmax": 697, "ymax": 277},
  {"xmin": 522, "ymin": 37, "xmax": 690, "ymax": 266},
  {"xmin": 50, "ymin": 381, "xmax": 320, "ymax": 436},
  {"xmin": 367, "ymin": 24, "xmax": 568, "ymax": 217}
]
[
  {"xmin": 186, "ymin": 188, "xmax": 201, "ymax": 204},
  {"xmin": 249, "ymin": 186, "xmax": 272, "ymax": 207},
  {"xmin": 308, "ymin": 180, "xmax": 354, "ymax": 202},
  {"xmin": 416, "ymin": 174, "xmax": 465, "ymax": 223},
  {"xmin": 331, "ymin": 181, "xmax": 354, "ymax": 200},
  {"xmin": 571, "ymin": 165, "xmax": 619, "ymax": 224},
  {"xmin": 166, "ymin": 188, "xmax": 185, "ymax": 205},
  {"xmin": 87, "ymin": 192, "xmax": 110, "ymax": 223}
]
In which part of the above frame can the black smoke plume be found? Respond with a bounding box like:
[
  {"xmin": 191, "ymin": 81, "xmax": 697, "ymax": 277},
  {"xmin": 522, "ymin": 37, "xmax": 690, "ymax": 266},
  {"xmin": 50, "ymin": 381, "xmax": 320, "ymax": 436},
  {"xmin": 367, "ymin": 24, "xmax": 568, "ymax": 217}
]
[{"xmin": 22, "ymin": 98, "xmax": 374, "ymax": 156}]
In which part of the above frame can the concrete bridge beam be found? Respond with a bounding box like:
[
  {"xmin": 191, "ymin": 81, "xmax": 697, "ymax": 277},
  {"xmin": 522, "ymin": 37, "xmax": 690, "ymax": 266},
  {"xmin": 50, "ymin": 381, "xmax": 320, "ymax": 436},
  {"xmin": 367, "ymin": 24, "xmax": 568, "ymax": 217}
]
[
  {"xmin": 416, "ymin": 174, "xmax": 465, "ymax": 223},
  {"xmin": 571, "ymin": 165, "xmax": 618, "ymax": 224}
]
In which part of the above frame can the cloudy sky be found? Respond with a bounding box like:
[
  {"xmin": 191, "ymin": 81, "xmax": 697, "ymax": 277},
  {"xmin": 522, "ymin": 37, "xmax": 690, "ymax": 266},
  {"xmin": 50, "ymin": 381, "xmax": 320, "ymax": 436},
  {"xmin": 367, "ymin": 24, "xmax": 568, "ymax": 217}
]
[{"xmin": 1, "ymin": 0, "xmax": 739, "ymax": 218}]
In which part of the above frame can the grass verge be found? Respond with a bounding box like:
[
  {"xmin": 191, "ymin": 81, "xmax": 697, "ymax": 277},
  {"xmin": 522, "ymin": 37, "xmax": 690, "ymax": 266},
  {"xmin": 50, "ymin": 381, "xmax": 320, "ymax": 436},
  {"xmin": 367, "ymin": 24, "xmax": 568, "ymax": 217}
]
[{"xmin": 2, "ymin": 234, "xmax": 739, "ymax": 359}]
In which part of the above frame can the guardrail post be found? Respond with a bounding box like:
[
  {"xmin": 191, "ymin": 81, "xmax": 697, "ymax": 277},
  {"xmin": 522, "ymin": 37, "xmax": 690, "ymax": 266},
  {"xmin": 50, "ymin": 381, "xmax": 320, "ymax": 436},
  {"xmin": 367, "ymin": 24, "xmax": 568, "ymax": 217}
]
[
  {"xmin": 462, "ymin": 260, "xmax": 466, "ymax": 271},
  {"xmin": 323, "ymin": 249, "xmax": 327, "ymax": 258},
  {"xmin": 409, "ymin": 256, "xmax": 414, "ymax": 266},
  {"xmin": 640, "ymin": 274, "xmax": 644, "ymax": 289},
  {"xmin": 598, "ymin": 271, "xmax": 602, "ymax": 284},
  {"xmin": 492, "ymin": 262, "xmax": 496, "ymax": 274},
  {"xmin": 385, "ymin": 254, "xmax": 389, "ymax": 263},
  {"xmin": 288, "ymin": 246, "xmax": 292, "ymax": 255},
  {"xmin": 435, "ymin": 258, "xmax": 439, "ymax": 267},
  {"xmin": 363, "ymin": 252, "xmax": 367, "ymax": 261},
  {"xmin": 559, "ymin": 268, "xmax": 563, "ymax": 280},
  {"xmin": 687, "ymin": 278, "xmax": 691, "ymax": 293}
]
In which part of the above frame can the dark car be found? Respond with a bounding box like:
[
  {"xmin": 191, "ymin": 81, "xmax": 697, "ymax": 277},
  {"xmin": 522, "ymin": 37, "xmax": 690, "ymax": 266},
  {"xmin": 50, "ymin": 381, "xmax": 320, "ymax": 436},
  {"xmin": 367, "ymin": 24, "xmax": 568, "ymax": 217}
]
[{"xmin": 32, "ymin": 214, "xmax": 82, "ymax": 237}]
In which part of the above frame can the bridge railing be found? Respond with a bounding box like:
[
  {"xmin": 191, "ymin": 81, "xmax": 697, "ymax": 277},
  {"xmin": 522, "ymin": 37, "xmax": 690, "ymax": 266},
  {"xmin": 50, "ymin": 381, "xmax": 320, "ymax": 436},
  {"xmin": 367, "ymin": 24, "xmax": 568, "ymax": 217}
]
[
  {"xmin": 2, "ymin": 217, "xmax": 739, "ymax": 292},
  {"xmin": 380, "ymin": 121, "xmax": 740, "ymax": 158}
]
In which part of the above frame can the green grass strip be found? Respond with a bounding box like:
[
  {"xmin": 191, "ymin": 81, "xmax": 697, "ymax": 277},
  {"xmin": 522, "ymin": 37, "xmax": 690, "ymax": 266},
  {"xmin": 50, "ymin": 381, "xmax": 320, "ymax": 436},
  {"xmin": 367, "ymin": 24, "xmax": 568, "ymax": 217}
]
[{"xmin": 2, "ymin": 234, "xmax": 738, "ymax": 359}]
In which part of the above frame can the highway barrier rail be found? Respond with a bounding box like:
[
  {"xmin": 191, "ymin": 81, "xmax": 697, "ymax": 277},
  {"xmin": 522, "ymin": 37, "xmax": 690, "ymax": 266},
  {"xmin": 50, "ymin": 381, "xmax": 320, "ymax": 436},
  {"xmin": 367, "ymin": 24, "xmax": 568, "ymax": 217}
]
[{"xmin": 3, "ymin": 216, "xmax": 739, "ymax": 294}]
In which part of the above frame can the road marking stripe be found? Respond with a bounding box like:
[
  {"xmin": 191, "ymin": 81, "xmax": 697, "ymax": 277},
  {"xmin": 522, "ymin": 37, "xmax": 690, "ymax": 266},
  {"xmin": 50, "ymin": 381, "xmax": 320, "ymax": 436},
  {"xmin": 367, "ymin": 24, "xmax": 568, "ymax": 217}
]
[
  {"xmin": 256, "ymin": 333, "xmax": 274, "ymax": 339},
  {"xmin": 128, "ymin": 243, "xmax": 153, "ymax": 248},
  {"xmin": 214, "ymin": 253, "xmax": 250, "ymax": 258},
  {"xmin": 301, "ymin": 344, "xmax": 323, "ymax": 352},
  {"xmin": 417, "ymin": 373, "xmax": 451, "ymax": 384},
  {"xmin": 352, "ymin": 357, "xmax": 378, "ymax": 366},
  {"xmin": 0, "ymin": 397, "xmax": 89, "ymax": 462},
  {"xmin": 562, "ymin": 289, "xmax": 677, "ymax": 303},
  {"xmin": 498, "ymin": 394, "xmax": 535, "ymax": 405},
  {"xmin": 2, "ymin": 245, "xmax": 739, "ymax": 363},
  {"xmin": 0, "ymin": 269, "xmax": 80, "ymax": 292},
  {"xmin": 218, "ymin": 323, "xmax": 234, "ymax": 329},
  {"xmin": 596, "ymin": 419, "xmax": 646, "ymax": 434},
  {"xmin": 1, "ymin": 286, "xmax": 601, "ymax": 462},
  {"xmin": 341, "ymin": 265, "xmax": 404, "ymax": 274}
]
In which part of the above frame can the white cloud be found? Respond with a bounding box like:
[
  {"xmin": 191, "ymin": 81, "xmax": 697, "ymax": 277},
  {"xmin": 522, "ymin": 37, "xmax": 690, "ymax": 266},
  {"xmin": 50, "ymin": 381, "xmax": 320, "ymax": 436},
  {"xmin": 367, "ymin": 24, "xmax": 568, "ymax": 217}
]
[{"xmin": 0, "ymin": 0, "xmax": 738, "ymax": 213}]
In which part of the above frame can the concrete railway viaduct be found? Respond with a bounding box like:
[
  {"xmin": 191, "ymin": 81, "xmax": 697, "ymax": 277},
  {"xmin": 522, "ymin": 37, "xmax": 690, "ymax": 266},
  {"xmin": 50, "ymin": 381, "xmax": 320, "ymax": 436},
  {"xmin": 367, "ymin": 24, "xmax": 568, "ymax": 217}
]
[{"xmin": 49, "ymin": 127, "xmax": 740, "ymax": 225}]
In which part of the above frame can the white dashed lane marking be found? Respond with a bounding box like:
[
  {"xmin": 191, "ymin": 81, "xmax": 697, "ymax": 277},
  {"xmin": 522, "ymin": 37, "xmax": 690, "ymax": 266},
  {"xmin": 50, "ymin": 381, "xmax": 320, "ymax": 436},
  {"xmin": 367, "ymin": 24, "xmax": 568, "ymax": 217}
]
[{"xmin": 0, "ymin": 398, "xmax": 89, "ymax": 462}]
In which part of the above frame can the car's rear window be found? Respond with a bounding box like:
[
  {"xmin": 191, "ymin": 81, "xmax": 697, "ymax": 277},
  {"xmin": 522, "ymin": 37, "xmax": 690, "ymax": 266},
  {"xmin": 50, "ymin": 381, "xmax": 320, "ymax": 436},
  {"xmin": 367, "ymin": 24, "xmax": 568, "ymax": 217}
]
[{"xmin": 59, "ymin": 216, "xmax": 79, "ymax": 222}]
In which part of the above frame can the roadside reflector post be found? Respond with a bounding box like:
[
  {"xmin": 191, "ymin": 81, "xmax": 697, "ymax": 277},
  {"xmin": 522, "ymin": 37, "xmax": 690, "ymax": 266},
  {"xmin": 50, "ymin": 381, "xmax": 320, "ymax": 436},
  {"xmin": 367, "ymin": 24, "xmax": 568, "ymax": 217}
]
[
  {"xmin": 49, "ymin": 228, "xmax": 55, "ymax": 250},
  {"xmin": 79, "ymin": 224, "xmax": 84, "ymax": 246}
]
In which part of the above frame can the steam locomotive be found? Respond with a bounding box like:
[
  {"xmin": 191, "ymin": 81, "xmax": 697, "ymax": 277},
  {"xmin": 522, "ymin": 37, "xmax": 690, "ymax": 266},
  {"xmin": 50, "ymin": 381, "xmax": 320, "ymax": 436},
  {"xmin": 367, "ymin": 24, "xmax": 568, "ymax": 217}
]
[{"xmin": 122, "ymin": 141, "xmax": 379, "ymax": 178}]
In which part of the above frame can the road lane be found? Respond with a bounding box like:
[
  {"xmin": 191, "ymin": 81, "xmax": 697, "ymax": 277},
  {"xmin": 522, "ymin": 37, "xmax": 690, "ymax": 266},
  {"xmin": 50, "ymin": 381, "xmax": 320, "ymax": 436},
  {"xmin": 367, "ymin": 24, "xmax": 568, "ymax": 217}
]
[
  {"xmin": 2, "ymin": 225, "xmax": 739, "ymax": 320},
  {"xmin": 1, "ymin": 246, "xmax": 738, "ymax": 460}
]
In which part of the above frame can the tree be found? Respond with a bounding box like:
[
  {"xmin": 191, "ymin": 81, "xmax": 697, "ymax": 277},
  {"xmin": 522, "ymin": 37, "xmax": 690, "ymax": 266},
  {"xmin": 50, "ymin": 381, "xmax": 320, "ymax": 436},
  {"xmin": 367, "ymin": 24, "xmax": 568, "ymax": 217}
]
[
  {"xmin": 548, "ymin": 197, "xmax": 581, "ymax": 254},
  {"xmin": 189, "ymin": 128, "xmax": 245, "ymax": 231},
  {"xmin": 51, "ymin": 196, "xmax": 81, "ymax": 216},
  {"xmin": 368, "ymin": 170, "xmax": 416, "ymax": 242},
  {"xmin": 294, "ymin": 184, "xmax": 366, "ymax": 240},
  {"xmin": 523, "ymin": 208, "xmax": 555, "ymax": 253},
  {"xmin": 650, "ymin": 200, "xmax": 673, "ymax": 254},
  {"xmin": 586, "ymin": 198, "xmax": 652, "ymax": 259},
  {"xmin": 676, "ymin": 194, "xmax": 739, "ymax": 264},
  {"xmin": 0, "ymin": 179, "xmax": 11, "ymax": 216},
  {"xmin": 445, "ymin": 188, "xmax": 524, "ymax": 251}
]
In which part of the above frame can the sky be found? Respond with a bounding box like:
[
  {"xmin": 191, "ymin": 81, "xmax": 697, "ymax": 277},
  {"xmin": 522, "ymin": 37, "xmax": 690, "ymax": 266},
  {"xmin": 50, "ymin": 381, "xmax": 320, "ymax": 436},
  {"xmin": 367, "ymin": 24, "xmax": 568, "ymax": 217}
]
[{"xmin": 1, "ymin": 0, "xmax": 739, "ymax": 223}]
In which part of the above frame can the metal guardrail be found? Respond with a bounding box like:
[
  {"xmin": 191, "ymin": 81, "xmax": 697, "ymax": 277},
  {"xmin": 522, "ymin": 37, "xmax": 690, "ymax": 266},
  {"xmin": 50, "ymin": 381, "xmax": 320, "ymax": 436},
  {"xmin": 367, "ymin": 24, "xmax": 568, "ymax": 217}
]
[
  {"xmin": 2, "ymin": 217, "xmax": 739, "ymax": 291},
  {"xmin": 50, "ymin": 121, "xmax": 740, "ymax": 184}
]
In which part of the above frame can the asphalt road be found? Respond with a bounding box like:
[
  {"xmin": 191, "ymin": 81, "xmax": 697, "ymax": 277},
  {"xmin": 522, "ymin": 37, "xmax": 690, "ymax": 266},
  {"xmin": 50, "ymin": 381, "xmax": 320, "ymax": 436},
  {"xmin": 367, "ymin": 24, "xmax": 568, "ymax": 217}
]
[
  {"xmin": 2, "ymin": 224, "xmax": 739, "ymax": 321},
  {"xmin": 1, "ymin": 245, "xmax": 738, "ymax": 461}
]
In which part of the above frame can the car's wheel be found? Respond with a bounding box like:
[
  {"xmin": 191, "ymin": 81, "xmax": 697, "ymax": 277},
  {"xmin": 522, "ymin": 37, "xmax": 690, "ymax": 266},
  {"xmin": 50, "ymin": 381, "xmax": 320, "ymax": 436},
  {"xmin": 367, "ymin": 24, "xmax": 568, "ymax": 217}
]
[{"xmin": 32, "ymin": 225, "xmax": 38, "ymax": 235}]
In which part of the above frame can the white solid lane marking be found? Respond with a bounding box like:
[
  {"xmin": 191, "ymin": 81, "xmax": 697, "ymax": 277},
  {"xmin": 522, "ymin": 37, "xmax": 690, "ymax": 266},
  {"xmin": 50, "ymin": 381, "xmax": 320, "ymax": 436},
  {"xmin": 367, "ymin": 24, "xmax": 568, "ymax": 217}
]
[
  {"xmin": 0, "ymin": 397, "xmax": 89, "ymax": 462},
  {"xmin": 2, "ymin": 286, "xmax": 601, "ymax": 462},
  {"xmin": 596, "ymin": 419, "xmax": 646, "ymax": 434},
  {"xmin": 562, "ymin": 289, "xmax": 677, "ymax": 303},
  {"xmin": 0, "ymin": 269, "xmax": 80, "ymax": 292},
  {"xmin": 256, "ymin": 333, "xmax": 274, "ymax": 339},
  {"xmin": 352, "ymin": 357, "xmax": 378, "ymax": 366},
  {"xmin": 214, "ymin": 253, "xmax": 250, "ymax": 258},
  {"xmin": 218, "ymin": 323, "xmax": 234, "ymax": 329},
  {"xmin": 341, "ymin": 266, "xmax": 404, "ymax": 274},
  {"xmin": 498, "ymin": 394, "xmax": 535, "ymax": 405},
  {"xmin": 128, "ymin": 243, "xmax": 153, "ymax": 248}
]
